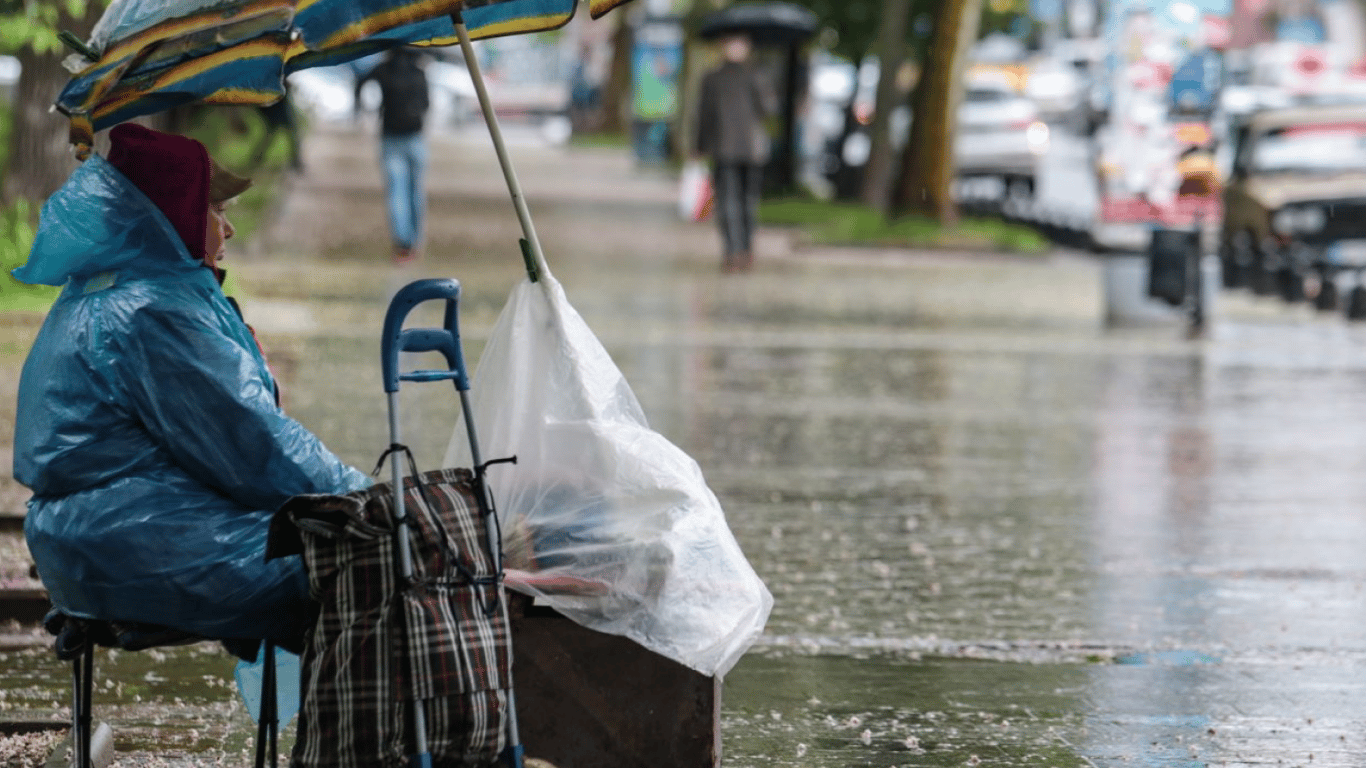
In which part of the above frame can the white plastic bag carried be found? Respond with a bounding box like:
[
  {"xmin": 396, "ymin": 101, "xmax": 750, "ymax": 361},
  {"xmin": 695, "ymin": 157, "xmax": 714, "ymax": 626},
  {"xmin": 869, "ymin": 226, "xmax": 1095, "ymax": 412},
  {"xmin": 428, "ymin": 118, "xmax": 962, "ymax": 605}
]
[
  {"xmin": 444, "ymin": 274, "xmax": 771, "ymax": 678},
  {"xmin": 677, "ymin": 160, "xmax": 714, "ymax": 222}
]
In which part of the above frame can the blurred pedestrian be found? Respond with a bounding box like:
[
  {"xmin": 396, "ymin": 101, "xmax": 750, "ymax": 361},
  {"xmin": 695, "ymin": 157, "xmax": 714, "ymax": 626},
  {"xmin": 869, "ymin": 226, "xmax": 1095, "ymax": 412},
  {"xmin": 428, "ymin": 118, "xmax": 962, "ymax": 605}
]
[
  {"xmin": 695, "ymin": 33, "xmax": 775, "ymax": 273},
  {"xmin": 355, "ymin": 46, "xmax": 430, "ymax": 264}
]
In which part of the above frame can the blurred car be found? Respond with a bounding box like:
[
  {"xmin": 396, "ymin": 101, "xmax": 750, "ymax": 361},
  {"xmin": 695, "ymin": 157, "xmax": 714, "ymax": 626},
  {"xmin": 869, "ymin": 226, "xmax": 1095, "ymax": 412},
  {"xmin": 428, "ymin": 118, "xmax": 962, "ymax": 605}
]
[
  {"xmin": 1023, "ymin": 56, "xmax": 1083, "ymax": 121},
  {"xmin": 971, "ymin": 33, "xmax": 1028, "ymax": 67},
  {"xmin": 818, "ymin": 70, "xmax": 1048, "ymax": 200},
  {"xmin": 0, "ymin": 55, "xmax": 19, "ymax": 103},
  {"xmin": 956, "ymin": 76, "xmax": 1050, "ymax": 198},
  {"xmin": 1220, "ymin": 104, "xmax": 1366, "ymax": 297}
]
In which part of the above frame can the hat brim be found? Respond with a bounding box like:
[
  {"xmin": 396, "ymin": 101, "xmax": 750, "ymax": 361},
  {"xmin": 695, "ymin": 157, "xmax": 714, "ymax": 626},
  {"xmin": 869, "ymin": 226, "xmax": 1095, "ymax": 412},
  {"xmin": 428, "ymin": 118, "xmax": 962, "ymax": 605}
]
[{"xmin": 208, "ymin": 158, "xmax": 252, "ymax": 203}]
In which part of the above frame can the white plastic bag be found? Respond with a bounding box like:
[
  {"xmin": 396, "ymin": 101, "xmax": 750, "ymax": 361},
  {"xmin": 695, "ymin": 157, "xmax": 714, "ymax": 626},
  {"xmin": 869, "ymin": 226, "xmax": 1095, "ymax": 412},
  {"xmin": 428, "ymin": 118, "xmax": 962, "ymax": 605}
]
[
  {"xmin": 678, "ymin": 160, "xmax": 714, "ymax": 222},
  {"xmin": 444, "ymin": 274, "xmax": 771, "ymax": 678}
]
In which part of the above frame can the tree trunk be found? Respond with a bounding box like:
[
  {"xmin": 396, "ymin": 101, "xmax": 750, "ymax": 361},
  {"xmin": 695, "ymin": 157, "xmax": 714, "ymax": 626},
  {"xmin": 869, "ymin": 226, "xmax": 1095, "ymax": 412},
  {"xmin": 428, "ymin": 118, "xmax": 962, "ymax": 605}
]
[
  {"xmin": 596, "ymin": 11, "xmax": 635, "ymax": 136},
  {"xmin": 892, "ymin": 0, "xmax": 984, "ymax": 225},
  {"xmin": 5, "ymin": 48, "xmax": 79, "ymax": 203},
  {"xmin": 3, "ymin": 1, "xmax": 104, "ymax": 204},
  {"xmin": 859, "ymin": 0, "xmax": 913, "ymax": 213},
  {"xmin": 772, "ymin": 43, "xmax": 804, "ymax": 194}
]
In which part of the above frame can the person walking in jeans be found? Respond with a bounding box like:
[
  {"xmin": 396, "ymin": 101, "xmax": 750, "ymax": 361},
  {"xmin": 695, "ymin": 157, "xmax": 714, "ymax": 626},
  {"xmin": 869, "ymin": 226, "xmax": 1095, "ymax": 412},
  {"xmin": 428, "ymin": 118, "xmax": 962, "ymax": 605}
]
[
  {"xmin": 695, "ymin": 33, "xmax": 775, "ymax": 272},
  {"xmin": 356, "ymin": 47, "xmax": 430, "ymax": 263}
]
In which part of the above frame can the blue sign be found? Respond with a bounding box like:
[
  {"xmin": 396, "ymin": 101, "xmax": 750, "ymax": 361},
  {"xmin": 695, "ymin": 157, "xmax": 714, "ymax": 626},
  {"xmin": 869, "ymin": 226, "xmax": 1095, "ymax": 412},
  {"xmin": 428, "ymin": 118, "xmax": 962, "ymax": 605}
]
[{"xmin": 1031, "ymin": 0, "xmax": 1063, "ymax": 22}]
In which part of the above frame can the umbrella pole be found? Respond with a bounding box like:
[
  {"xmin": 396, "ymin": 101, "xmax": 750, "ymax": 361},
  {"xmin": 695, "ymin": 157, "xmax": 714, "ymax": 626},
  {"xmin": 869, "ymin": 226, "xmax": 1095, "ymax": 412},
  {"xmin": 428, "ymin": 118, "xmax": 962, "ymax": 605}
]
[
  {"xmin": 453, "ymin": 17, "xmax": 549, "ymax": 282},
  {"xmin": 450, "ymin": 24, "xmax": 529, "ymax": 768}
]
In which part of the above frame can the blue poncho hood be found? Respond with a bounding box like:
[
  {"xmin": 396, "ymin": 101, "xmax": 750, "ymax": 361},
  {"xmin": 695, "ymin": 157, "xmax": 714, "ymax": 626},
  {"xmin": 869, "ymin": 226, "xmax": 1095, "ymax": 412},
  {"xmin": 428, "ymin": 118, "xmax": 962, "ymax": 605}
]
[{"xmin": 14, "ymin": 153, "xmax": 206, "ymax": 286}]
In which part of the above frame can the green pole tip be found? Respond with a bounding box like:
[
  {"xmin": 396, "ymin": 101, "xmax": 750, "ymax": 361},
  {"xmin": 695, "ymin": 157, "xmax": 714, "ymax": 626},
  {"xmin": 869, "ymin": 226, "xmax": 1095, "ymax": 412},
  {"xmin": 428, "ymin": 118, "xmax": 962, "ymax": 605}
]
[
  {"xmin": 519, "ymin": 239, "xmax": 539, "ymax": 283},
  {"xmin": 58, "ymin": 30, "xmax": 99, "ymax": 62}
]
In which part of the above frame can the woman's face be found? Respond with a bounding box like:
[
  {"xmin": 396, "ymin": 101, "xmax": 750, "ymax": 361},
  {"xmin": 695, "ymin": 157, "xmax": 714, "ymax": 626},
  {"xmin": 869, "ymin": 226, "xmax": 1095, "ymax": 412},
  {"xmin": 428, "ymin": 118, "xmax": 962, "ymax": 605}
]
[{"xmin": 204, "ymin": 203, "xmax": 235, "ymax": 264}]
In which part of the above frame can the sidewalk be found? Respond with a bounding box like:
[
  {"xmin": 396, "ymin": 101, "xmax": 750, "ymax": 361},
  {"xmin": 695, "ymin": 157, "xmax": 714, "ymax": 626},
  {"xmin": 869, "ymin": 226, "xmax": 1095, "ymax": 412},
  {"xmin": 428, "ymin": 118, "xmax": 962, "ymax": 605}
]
[{"xmin": 0, "ymin": 122, "xmax": 1246, "ymax": 768}]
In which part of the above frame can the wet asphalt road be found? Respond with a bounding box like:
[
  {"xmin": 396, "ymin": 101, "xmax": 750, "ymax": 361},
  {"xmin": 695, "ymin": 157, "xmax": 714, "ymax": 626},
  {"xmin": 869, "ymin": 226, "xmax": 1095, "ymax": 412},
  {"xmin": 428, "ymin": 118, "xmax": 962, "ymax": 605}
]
[{"xmin": 4, "ymin": 121, "xmax": 1366, "ymax": 767}]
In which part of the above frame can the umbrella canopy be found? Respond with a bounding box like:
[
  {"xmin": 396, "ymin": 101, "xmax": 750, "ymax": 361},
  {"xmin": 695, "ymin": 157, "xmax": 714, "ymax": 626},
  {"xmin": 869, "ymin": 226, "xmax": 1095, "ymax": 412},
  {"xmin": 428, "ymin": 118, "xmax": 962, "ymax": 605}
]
[
  {"xmin": 697, "ymin": 1, "xmax": 818, "ymax": 47},
  {"xmin": 57, "ymin": 0, "xmax": 635, "ymax": 156}
]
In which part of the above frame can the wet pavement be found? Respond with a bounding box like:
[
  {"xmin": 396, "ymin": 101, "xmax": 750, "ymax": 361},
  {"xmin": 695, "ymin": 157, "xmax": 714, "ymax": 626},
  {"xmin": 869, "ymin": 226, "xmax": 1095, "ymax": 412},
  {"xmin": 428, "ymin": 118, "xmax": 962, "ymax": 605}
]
[{"xmin": 3, "ymin": 121, "xmax": 1366, "ymax": 766}]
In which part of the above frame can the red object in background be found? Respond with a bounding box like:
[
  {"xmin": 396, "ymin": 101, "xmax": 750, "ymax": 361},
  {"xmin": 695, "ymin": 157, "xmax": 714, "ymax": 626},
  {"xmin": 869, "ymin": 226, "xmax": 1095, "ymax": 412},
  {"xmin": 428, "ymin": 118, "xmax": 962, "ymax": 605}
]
[
  {"xmin": 1130, "ymin": 61, "xmax": 1175, "ymax": 89},
  {"xmin": 1100, "ymin": 196, "xmax": 1222, "ymax": 227},
  {"xmin": 1281, "ymin": 122, "xmax": 1366, "ymax": 136},
  {"xmin": 1202, "ymin": 15, "xmax": 1231, "ymax": 49},
  {"xmin": 1296, "ymin": 50, "xmax": 1327, "ymax": 77}
]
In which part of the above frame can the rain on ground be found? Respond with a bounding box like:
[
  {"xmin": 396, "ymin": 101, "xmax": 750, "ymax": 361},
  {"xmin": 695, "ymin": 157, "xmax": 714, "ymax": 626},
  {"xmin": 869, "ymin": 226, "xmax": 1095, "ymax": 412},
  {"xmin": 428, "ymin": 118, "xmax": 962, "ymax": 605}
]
[{"xmin": 3, "ymin": 122, "xmax": 1366, "ymax": 767}]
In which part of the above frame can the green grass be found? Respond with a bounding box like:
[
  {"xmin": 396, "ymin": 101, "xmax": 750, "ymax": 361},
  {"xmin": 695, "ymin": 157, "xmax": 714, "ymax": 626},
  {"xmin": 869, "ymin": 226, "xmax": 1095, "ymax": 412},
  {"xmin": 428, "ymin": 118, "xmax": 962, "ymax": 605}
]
[
  {"xmin": 567, "ymin": 130, "xmax": 632, "ymax": 150},
  {"xmin": 0, "ymin": 105, "xmax": 294, "ymax": 313},
  {"xmin": 759, "ymin": 197, "xmax": 1050, "ymax": 255}
]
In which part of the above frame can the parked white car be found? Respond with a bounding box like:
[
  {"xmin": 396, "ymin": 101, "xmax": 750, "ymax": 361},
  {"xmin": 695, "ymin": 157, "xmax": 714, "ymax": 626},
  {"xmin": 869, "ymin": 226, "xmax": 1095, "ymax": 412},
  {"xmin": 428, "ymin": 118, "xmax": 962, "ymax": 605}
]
[
  {"xmin": 815, "ymin": 64, "xmax": 1048, "ymax": 200},
  {"xmin": 956, "ymin": 78, "xmax": 1050, "ymax": 197}
]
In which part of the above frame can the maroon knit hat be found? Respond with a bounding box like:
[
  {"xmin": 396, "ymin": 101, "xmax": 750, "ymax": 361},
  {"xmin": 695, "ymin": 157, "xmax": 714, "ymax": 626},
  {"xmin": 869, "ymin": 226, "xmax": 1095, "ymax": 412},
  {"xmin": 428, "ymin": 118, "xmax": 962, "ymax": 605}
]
[{"xmin": 107, "ymin": 123, "xmax": 211, "ymax": 261}]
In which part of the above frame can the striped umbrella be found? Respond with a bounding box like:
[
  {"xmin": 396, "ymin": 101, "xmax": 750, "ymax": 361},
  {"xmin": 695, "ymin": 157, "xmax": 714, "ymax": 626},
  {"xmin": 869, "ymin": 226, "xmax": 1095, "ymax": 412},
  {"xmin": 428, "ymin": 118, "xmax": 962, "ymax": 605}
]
[{"xmin": 56, "ymin": 0, "xmax": 634, "ymax": 157}]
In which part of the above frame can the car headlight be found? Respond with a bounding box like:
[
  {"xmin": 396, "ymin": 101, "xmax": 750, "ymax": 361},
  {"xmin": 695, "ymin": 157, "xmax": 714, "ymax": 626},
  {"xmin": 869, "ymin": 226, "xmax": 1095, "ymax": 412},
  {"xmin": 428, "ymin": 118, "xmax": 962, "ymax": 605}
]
[
  {"xmin": 1299, "ymin": 205, "xmax": 1326, "ymax": 233},
  {"xmin": 1271, "ymin": 205, "xmax": 1328, "ymax": 235},
  {"xmin": 842, "ymin": 132, "xmax": 871, "ymax": 166},
  {"xmin": 1026, "ymin": 121, "xmax": 1050, "ymax": 154},
  {"xmin": 1271, "ymin": 208, "xmax": 1296, "ymax": 235}
]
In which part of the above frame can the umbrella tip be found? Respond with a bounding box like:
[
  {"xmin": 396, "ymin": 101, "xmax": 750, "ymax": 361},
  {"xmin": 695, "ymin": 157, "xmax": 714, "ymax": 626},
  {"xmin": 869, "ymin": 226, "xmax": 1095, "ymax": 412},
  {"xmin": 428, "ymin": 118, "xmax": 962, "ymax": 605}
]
[
  {"xmin": 519, "ymin": 239, "xmax": 540, "ymax": 283},
  {"xmin": 57, "ymin": 30, "xmax": 99, "ymax": 62}
]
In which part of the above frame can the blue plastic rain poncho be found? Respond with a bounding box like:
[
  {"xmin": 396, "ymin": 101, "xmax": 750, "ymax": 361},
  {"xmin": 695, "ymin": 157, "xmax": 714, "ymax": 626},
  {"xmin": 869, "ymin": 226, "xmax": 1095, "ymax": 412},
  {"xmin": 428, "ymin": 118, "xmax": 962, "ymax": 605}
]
[{"xmin": 12, "ymin": 143, "xmax": 371, "ymax": 648}]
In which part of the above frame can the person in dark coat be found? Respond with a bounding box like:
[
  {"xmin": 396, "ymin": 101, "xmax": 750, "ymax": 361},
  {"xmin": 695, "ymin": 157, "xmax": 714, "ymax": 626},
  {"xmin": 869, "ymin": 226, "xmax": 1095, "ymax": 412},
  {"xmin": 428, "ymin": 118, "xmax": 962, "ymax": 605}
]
[
  {"xmin": 355, "ymin": 46, "xmax": 430, "ymax": 264},
  {"xmin": 695, "ymin": 33, "xmax": 775, "ymax": 272}
]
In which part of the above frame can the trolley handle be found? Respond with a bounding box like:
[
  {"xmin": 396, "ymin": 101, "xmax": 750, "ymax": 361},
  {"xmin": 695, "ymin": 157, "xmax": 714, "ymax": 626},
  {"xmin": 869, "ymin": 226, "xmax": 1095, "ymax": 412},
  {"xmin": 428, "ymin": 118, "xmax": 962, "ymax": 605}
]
[{"xmin": 381, "ymin": 279, "xmax": 471, "ymax": 393}]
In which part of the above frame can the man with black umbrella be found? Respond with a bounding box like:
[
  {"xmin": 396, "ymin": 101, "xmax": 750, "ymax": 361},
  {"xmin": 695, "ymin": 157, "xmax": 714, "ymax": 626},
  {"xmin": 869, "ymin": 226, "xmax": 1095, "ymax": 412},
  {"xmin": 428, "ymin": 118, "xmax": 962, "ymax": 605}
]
[{"xmin": 695, "ymin": 33, "xmax": 776, "ymax": 273}]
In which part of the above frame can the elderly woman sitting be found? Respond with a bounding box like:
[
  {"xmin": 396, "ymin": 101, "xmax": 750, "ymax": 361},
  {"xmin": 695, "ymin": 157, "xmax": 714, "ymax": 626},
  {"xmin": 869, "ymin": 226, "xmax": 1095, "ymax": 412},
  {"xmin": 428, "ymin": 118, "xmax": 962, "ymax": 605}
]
[{"xmin": 11, "ymin": 123, "xmax": 370, "ymax": 655}]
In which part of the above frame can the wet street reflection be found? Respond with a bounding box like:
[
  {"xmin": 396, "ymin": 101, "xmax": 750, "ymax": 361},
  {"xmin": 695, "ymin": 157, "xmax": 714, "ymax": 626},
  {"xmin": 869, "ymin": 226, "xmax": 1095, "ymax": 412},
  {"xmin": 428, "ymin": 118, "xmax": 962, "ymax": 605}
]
[{"xmin": 5, "ymin": 128, "xmax": 1366, "ymax": 766}]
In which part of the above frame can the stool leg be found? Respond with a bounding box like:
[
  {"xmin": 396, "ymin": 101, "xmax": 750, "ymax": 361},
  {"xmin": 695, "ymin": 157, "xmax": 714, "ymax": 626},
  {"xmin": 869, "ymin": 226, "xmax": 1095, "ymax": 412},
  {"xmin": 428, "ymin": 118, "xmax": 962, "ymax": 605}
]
[
  {"xmin": 254, "ymin": 642, "xmax": 278, "ymax": 768},
  {"xmin": 266, "ymin": 642, "xmax": 278, "ymax": 768},
  {"xmin": 72, "ymin": 646, "xmax": 93, "ymax": 768}
]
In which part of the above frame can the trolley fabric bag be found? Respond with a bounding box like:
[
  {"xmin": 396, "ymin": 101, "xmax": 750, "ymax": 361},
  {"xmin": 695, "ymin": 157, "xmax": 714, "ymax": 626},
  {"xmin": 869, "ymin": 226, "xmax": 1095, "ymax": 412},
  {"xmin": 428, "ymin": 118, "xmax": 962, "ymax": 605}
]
[{"xmin": 269, "ymin": 467, "xmax": 510, "ymax": 768}]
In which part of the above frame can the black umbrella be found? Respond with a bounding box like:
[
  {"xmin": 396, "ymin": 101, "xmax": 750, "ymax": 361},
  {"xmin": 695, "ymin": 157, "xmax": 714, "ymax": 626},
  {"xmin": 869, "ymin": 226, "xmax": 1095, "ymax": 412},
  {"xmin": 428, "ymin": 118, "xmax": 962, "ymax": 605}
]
[{"xmin": 697, "ymin": 1, "xmax": 819, "ymax": 46}]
